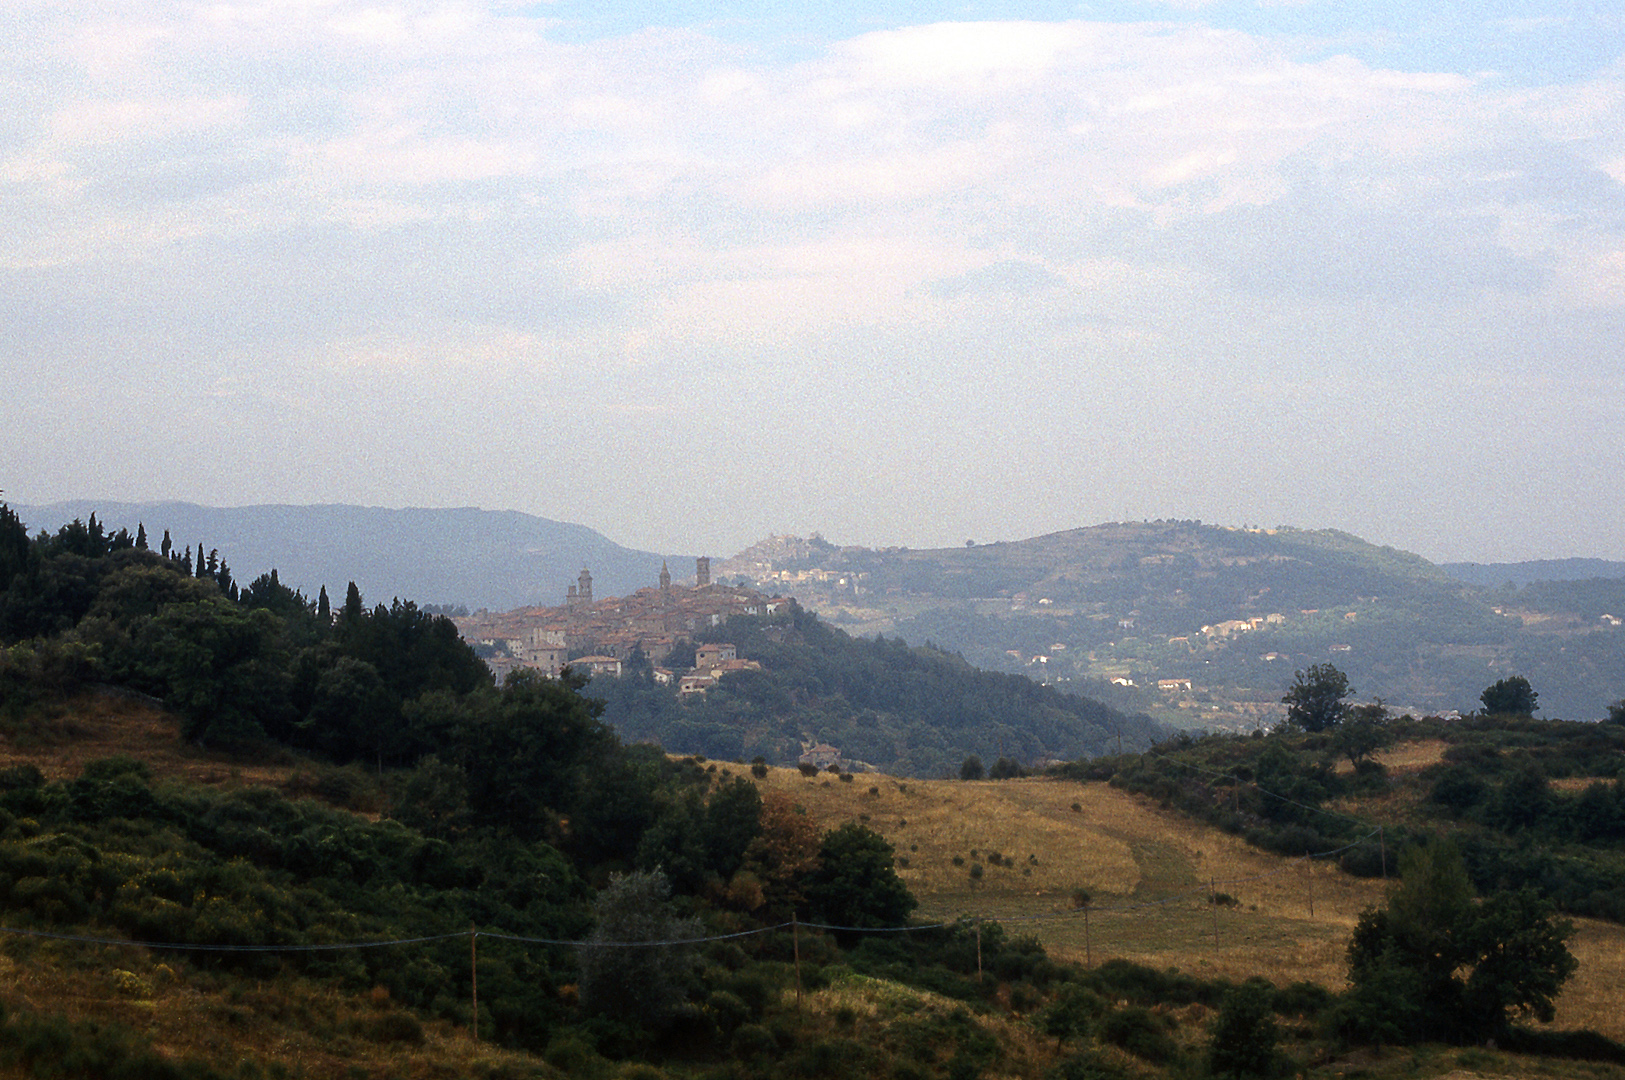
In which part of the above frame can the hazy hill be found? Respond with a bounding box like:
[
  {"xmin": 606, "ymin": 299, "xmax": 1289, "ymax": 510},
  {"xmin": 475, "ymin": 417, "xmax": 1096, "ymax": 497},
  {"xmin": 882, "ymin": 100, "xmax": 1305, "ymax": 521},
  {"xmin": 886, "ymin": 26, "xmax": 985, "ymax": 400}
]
[
  {"xmin": 719, "ymin": 522, "xmax": 1625, "ymax": 725},
  {"xmin": 13, "ymin": 500, "xmax": 687, "ymax": 611},
  {"xmin": 1441, "ymin": 558, "xmax": 1625, "ymax": 589}
]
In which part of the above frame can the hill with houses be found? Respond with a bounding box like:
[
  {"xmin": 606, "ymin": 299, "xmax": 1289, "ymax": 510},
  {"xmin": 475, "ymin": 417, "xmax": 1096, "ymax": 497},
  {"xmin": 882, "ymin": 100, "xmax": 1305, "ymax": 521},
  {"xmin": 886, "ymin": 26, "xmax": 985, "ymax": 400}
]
[
  {"xmin": 714, "ymin": 522, "xmax": 1625, "ymax": 729},
  {"xmin": 449, "ymin": 557, "xmax": 1163, "ymax": 776}
]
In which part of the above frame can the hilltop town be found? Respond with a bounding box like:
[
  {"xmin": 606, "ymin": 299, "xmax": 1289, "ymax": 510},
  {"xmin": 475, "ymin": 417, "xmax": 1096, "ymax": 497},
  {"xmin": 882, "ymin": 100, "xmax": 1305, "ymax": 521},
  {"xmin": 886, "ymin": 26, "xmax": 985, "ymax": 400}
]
[{"xmin": 451, "ymin": 557, "xmax": 788, "ymax": 691}]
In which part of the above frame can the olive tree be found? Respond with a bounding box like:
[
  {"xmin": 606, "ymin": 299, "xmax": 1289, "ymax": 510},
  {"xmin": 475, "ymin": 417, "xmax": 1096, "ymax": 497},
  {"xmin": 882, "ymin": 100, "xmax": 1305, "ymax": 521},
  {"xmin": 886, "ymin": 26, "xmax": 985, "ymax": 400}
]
[
  {"xmin": 1480, "ymin": 675, "xmax": 1539, "ymax": 717},
  {"xmin": 1280, "ymin": 663, "xmax": 1353, "ymax": 733}
]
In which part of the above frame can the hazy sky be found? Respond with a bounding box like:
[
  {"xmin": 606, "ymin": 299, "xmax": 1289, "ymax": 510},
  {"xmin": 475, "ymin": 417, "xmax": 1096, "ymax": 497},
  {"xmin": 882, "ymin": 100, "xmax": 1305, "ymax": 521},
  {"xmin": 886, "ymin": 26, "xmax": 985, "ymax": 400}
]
[{"xmin": 4, "ymin": 2, "xmax": 1623, "ymax": 563}]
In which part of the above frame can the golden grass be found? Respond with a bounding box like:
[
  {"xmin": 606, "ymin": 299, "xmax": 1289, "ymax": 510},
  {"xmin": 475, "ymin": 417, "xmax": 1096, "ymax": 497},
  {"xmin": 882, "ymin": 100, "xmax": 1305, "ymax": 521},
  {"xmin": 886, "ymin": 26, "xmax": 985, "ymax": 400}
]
[
  {"xmin": 752, "ymin": 765, "xmax": 1625, "ymax": 1043},
  {"xmin": 0, "ymin": 693, "xmax": 298, "ymax": 789},
  {"xmin": 0, "ymin": 943, "xmax": 533, "ymax": 1079}
]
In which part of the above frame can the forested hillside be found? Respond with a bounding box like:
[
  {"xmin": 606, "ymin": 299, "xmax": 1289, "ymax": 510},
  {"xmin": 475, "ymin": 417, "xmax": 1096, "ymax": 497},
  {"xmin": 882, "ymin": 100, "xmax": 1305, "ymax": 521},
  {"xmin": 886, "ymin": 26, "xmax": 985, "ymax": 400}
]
[{"xmin": 591, "ymin": 608, "xmax": 1164, "ymax": 777}]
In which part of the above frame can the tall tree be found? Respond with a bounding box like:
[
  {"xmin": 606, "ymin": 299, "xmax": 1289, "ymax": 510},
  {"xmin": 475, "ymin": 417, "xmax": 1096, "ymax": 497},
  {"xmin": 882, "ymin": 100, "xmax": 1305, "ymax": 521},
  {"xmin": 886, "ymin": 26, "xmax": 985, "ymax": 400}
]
[
  {"xmin": 1339, "ymin": 838, "xmax": 1575, "ymax": 1044},
  {"xmin": 0, "ymin": 501, "xmax": 29, "ymax": 593},
  {"xmin": 343, "ymin": 581, "xmax": 364, "ymax": 623},
  {"xmin": 1481, "ymin": 675, "xmax": 1538, "ymax": 717},
  {"xmin": 1281, "ymin": 663, "xmax": 1353, "ymax": 732},
  {"xmin": 804, "ymin": 823, "xmax": 917, "ymax": 930}
]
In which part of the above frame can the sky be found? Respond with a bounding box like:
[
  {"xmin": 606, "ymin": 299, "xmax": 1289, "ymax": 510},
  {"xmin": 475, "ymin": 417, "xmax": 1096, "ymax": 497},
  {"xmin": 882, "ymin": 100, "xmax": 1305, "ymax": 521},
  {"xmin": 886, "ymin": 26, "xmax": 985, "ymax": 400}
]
[{"xmin": 3, "ymin": 1, "xmax": 1623, "ymax": 564}]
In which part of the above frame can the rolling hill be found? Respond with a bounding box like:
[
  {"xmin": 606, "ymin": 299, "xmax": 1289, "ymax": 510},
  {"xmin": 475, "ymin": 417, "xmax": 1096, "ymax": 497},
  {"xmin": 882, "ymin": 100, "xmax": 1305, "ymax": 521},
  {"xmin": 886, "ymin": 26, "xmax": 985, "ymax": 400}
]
[
  {"xmin": 716, "ymin": 522, "xmax": 1625, "ymax": 726},
  {"xmin": 12, "ymin": 500, "xmax": 689, "ymax": 612}
]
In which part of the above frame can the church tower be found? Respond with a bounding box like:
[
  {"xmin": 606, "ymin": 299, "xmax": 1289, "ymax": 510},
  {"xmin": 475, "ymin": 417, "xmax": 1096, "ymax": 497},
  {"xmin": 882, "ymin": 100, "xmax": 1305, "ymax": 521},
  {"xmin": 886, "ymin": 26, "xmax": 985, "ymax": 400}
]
[
  {"xmin": 659, "ymin": 561, "xmax": 671, "ymax": 592},
  {"xmin": 578, "ymin": 568, "xmax": 593, "ymax": 605},
  {"xmin": 695, "ymin": 556, "xmax": 710, "ymax": 588}
]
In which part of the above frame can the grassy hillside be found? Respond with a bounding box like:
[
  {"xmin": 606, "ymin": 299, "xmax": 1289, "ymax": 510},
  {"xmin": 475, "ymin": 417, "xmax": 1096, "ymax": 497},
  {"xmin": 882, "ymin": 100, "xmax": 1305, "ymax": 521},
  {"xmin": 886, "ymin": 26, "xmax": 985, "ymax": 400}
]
[{"xmin": 747, "ymin": 756, "xmax": 1625, "ymax": 1044}]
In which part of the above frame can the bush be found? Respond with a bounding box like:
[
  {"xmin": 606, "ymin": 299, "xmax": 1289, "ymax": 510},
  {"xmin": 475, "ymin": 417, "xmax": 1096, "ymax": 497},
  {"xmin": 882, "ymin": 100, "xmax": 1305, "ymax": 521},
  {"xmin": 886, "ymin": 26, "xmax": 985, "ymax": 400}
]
[
  {"xmin": 1208, "ymin": 981, "xmax": 1281, "ymax": 1078},
  {"xmin": 730, "ymin": 1023, "xmax": 777, "ymax": 1060},
  {"xmin": 1100, "ymin": 1006, "xmax": 1179, "ymax": 1063},
  {"xmin": 353, "ymin": 1012, "xmax": 425, "ymax": 1045}
]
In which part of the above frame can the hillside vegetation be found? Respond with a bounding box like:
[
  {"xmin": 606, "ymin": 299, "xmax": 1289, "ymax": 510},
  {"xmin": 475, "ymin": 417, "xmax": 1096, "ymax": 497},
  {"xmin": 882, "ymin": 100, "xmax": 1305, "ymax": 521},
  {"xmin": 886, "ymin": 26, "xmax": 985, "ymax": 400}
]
[
  {"xmin": 591, "ymin": 608, "xmax": 1165, "ymax": 777},
  {"xmin": 3, "ymin": 502, "xmax": 1625, "ymax": 1080}
]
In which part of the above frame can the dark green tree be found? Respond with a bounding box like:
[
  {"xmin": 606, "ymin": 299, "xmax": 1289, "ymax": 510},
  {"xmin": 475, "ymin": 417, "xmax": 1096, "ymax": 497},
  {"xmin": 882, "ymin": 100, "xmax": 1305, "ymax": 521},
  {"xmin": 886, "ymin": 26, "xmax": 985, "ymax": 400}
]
[
  {"xmin": 317, "ymin": 585, "xmax": 331, "ymax": 624},
  {"xmin": 576, "ymin": 869, "xmax": 702, "ymax": 1030},
  {"xmin": 134, "ymin": 523, "xmax": 148, "ymax": 551},
  {"xmin": 804, "ymin": 822, "xmax": 916, "ymax": 928},
  {"xmin": 1281, "ymin": 663, "xmax": 1353, "ymax": 732},
  {"xmin": 1332, "ymin": 701, "xmax": 1395, "ymax": 767},
  {"xmin": 1207, "ymin": 980, "xmax": 1281, "ymax": 1077},
  {"xmin": 1340, "ymin": 838, "xmax": 1576, "ymax": 1044},
  {"xmin": 0, "ymin": 502, "xmax": 33, "ymax": 594},
  {"xmin": 1041, "ymin": 984, "xmax": 1105, "ymax": 1050},
  {"xmin": 1609, "ymin": 699, "xmax": 1625, "ymax": 725},
  {"xmin": 959, "ymin": 755, "xmax": 985, "ymax": 781},
  {"xmin": 342, "ymin": 581, "xmax": 364, "ymax": 623},
  {"xmin": 1480, "ymin": 675, "xmax": 1538, "ymax": 717}
]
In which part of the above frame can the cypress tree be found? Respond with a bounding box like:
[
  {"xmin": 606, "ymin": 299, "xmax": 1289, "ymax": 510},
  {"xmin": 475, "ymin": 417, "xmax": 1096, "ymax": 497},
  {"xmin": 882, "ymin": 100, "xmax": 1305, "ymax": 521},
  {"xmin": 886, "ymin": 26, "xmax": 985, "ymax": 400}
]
[
  {"xmin": 136, "ymin": 523, "xmax": 148, "ymax": 551},
  {"xmin": 195, "ymin": 543, "xmax": 205, "ymax": 578},
  {"xmin": 317, "ymin": 585, "xmax": 331, "ymax": 623},
  {"xmin": 343, "ymin": 581, "xmax": 363, "ymax": 623},
  {"xmin": 161, "ymin": 530, "xmax": 172, "ymax": 559}
]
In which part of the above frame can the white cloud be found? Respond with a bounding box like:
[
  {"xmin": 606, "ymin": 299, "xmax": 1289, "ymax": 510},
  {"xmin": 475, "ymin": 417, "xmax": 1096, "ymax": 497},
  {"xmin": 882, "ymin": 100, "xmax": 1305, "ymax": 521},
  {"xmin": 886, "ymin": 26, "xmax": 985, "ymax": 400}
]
[{"xmin": 4, "ymin": 3, "xmax": 1625, "ymax": 558}]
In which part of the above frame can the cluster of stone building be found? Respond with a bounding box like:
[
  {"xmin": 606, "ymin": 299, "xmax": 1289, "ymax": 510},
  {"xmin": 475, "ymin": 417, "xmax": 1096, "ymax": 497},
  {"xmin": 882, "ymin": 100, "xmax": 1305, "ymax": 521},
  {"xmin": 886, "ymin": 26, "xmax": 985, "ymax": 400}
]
[{"xmin": 452, "ymin": 558, "xmax": 787, "ymax": 692}]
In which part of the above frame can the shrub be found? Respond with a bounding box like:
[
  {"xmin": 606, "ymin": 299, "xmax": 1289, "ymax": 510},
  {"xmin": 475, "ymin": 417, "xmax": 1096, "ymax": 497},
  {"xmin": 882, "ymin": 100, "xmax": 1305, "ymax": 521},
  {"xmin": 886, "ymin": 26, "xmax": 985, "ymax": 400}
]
[
  {"xmin": 798, "ymin": 763, "xmax": 818, "ymax": 777},
  {"xmin": 730, "ymin": 1023, "xmax": 777, "ymax": 1060},
  {"xmin": 1100, "ymin": 1006, "xmax": 1179, "ymax": 1064},
  {"xmin": 1207, "ymin": 981, "xmax": 1281, "ymax": 1078},
  {"xmin": 353, "ymin": 1012, "xmax": 425, "ymax": 1045}
]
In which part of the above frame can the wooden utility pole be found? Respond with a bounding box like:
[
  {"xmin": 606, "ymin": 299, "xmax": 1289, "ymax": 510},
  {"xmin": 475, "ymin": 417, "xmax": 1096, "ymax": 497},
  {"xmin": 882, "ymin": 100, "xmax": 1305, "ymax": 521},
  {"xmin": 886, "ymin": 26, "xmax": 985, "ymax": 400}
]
[
  {"xmin": 1306, "ymin": 859, "xmax": 1315, "ymax": 919},
  {"xmin": 1380, "ymin": 826, "xmax": 1388, "ymax": 882},
  {"xmin": 1083, "ymin": 905, "xmax": 1092, "ymax": 968},
  {"xmin": 470, "ymin": 926, "xmax": 479, "ymax": 1042},
  {"xmin": 1209, "ymin": 878, "xmax": 1220, "ymax": 948},
  {"xmin": 793, "ymin": 916, "xmax": 803, "ymax": 1012}
]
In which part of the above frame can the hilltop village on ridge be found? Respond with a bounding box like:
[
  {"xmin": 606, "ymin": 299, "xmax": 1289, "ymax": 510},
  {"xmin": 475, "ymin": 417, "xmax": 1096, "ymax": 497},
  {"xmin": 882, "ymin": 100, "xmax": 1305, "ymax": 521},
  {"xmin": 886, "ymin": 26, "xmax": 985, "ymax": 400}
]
[{"xmin": 452, "ymin": 557, "xmax": 786, "ymax": 695}]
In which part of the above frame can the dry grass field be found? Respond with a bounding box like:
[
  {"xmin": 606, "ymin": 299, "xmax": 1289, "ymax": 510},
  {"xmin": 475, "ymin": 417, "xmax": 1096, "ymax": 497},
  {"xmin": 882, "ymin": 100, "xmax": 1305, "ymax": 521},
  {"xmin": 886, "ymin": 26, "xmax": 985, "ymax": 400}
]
[{"xmin": 753, "ymin": 765, "xmax": 1625, "ymax": 1043}]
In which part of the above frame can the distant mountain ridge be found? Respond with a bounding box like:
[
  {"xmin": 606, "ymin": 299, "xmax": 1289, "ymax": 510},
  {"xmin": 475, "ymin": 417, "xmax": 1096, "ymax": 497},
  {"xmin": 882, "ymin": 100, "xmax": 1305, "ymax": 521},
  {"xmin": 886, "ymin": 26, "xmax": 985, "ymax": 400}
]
[
  {"xmin": 11, "ymin": 501, "xmax": 689, "ymax": 612},
  {"xmin": 1440, "ymin": 558, "xmax": 1625, "ymax": 589}
]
